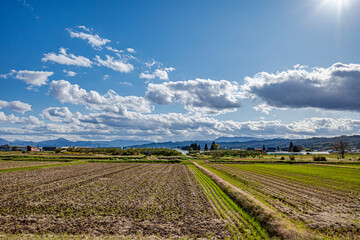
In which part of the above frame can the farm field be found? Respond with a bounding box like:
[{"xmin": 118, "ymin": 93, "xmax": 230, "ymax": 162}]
[
  {"xmin": 0, "ymin": 162, "xmax": 239, "ymax": 239},
  {"xmin": 189, "ymin": 165, "xmax": 269, "ymax": 239},
  {"xmin": 0, "ymin": 160, "xmax": 63, "ymax": 170},
  {"xmin": 202, "ymin": 163, "xmax": 360, "ymax": 238}
]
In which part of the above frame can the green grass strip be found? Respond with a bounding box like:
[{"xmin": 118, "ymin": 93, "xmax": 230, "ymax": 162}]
[{"xmin": 189, "ymin": 164, "xmax": 269, "ymax": 239}]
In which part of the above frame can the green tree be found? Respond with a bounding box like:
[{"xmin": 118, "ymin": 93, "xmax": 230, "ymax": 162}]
[
  {"xmin": 289, "ymin": 141, "xmax": 294, "ymax": 151},
  {"xmin": 210, "ymin": 141, "xmax": 220, "ymax": 151},
  {"xmin": 293, "ymin": 145, "xmax": 303, "ymax": 152},
  {"xmin": 204, "ymin": 144, "xmax": 208, "ymax": 151}
]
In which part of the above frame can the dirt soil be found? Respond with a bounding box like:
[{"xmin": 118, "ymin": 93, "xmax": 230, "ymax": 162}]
[{"xmin": 0, "ymin": 163, "xmax": 230, "ymax": 238}]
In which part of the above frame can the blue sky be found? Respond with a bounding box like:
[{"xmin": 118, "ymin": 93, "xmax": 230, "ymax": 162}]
[{"xmin": 1, "ymin": 0, "xmax": 360, "ymax": 141}]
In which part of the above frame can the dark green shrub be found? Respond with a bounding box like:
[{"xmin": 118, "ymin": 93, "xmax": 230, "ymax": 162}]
[{"xmin": 313, "ymin": 156, "xmax": 327, "ymax": 161}]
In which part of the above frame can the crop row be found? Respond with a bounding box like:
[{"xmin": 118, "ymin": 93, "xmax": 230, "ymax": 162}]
[
  {"xmin": 0, "ymin": 160, "xmax": 62, "ymax": 170},
  {"xmin": 0, "ymin": 163, "xmax": 230, "ymax": 238},
  {"xmin": 189, "ymin": 165, "xmax": 269, "ymax": 239},
  {"xmin": 203, "ymin": 163, "xmax": 360, "ymax": 237}
]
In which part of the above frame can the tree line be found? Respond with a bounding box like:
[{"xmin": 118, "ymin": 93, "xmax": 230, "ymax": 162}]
[{"xmin": 56, "ymin": 147, "xmax": 182, "ymax": 156}]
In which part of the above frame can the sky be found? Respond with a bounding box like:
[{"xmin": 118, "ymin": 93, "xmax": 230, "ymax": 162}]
[{"xmin": 0, "ymin": 0, "xmax": 360, "ymax": 142}]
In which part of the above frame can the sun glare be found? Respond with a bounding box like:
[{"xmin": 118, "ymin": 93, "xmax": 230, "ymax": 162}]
[
  {"xmin": 319, "ymin": 0, "xmax": 351, "ymax": 11},
  {"xmin": 315, "ymin": 0, "xmax": 352, "ymax": 22}
]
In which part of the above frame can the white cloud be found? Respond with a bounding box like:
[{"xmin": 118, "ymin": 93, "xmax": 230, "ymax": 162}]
[
  {"xmin": 1, "ymin": 69, "xmax": 54, "ymax": 87},
  {"xmin": 139, "ymin": 67, "xmax": 175, "ymax": 81},
  {"xmin": 253, "ymin": 103, "xmax": 279, "ymax": 114},
  {"xmin": 0, "ymin": 100, "xmax": 32, "ymax": 114},
  {"xmin": 42, "ymin": 48, "xmax": 92, "ymax": 67},
  {"xmin": 77, "ymin": 25, "xmax": 91, "ymax": 32},
  {"xmin": 49, "ymin": 80, "xmax": 152, "ymax": 114},
  {"xmin": 68, "ymin": 29, "xmax": 110, "ymax": 50},
  {"xmin": 145, "ymin": 59, "xmax": 157, "ymax": 68},
  {"xmin": 146, "ymin": 78, "xmax": 242, "ymax": 115},
  {"xmin": 41, "ymin": 107, "xmax": 81, "ymax": 123},
  {"xmin": 106, "ymin": 46, "xmax": 124, "ymax": 53},
  {"xmin": 63, "ymin": 69, "xmax": 77, "ymax": 77},
  {"xmin": 94, "ymin": 55, "xmax": 134, "ymax": 73},
  {"xmin": 3, "ymin": 106, "xmax": 360, "ymax": 141},
  {"xmin": 119, "ymin": 82, "xmax": 133, "ymax": 86},
  {"xmin": 126, "ymin": 48, "xmax": 136, "ymax": 53},
  {"xmin": 243, "ymin": 62, "xmax": 360, "ymax": 112},
  {"xmin": 103, "ymin": 74, "xmax": 109, "ymax": 80},
  {"xmin": 63, "ymin": 110, "xmax": 360, "ymax": 140},
  {"xmin": 139, "ymin": 72, "xmax": 155, "ymax": 80},
  {"xmin": 0, "ymin": 111, "xmax": 43, "ymax": 125}
]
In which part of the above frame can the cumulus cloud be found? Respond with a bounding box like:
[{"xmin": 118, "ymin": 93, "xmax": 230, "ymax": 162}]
[
  {"xmin": 3, "ymin": 105, "xmax": 360, "ymax": 141},
  {"xmin": 94, "ymin": 55, "xmax": 133, "ymax": 73},
  {"xmin": 68, "ymin": 29, "xmax": 110, "ymax": 50},
  {"xmin": 139, "ymin": 72, "xmax": 155, "ymax": 80},
  {"xmin": 66, "ymin": 110, "xmax": 360, "ymax": 141},
  {"xmin": 1, "ymin": 69, "xmax": 54, "ymax": 87},
  {"xmin": 49, "ymin": 80, "xmax": 152, "ymax": 113},
  {"xmin": 63, "ymin": 69, "xmax": 77, "ymax": 77},
  {"xmin": 139, "ymin": 67, "xmax": 175, "ymax": 81},
  {"xmin": 0, "ymin": 111, "xmax": 43, "ymax": 125},
  {"xmin": 243, "ymin": 62, "xmax": 360, "ymax": 112},
  {"xmin": 41, "ymin": 107, "xmax": 81, "ymax": 123},
  {"xmin": 146, "ymin": 78, "xmax": 242, "ymax": 115},
  {"xmin": 42, "ymin": 48, "xmax": 92, "ymax": 67},
  {"xmin": 0, "ymin": 100, "xmax": 32, "ymax": 114}
]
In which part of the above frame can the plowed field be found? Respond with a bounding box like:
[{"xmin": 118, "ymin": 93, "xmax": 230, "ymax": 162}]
[
  {"xmin": 203, "ymin": 163, "xmax": 360, "ymax": 237},
  {"xmin": 0, "ymin": 160, "xmax": 62, "ymax": 170},
  {"xmin": 0, "ymin": 163, "xmax": 231, "ymax": 238}
]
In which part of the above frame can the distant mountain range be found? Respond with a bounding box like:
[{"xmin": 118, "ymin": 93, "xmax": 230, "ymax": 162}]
[
  {"xmin": 131, "ymin": 135, "xmax": 360, "ymax": 150},
  {"xmin": 0, "ymin": 138, "xmax": 151, "ymax": 148},
  {"xmin": 1, "ymin": 135, "xmax": 359, "ymax": 149}
]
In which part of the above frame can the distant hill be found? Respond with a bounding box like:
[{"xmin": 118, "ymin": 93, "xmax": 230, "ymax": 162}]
[
  {"xmin": 0, "ymin": 138, "xmax": 151, "ymax": 148},
  {"xmin": 0, "ymin": 138, "xmax": 9, "ymax": 145},
  {"xmin": 132, "ymin": 138, "xmax": 287, "ymax": 149},
  {"xmin": 214, "ymin": 137, "xmax": 263, "ymax": 142},
  {"xmin": 134, "ymin": 135, "xmax": 360, "ymax": 150},
  {"xmin": 1, "ymin": 135, "xmax": 359, "ymax": 150}
]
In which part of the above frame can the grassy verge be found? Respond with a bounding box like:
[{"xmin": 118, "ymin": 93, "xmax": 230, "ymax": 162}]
[
  {"xmin": 189, "ymin": 165, "xmax": 269, "ymax": 239},
  {"xmin": 193, "ymin": 162, "xmax": 314, "ymax": 239}
]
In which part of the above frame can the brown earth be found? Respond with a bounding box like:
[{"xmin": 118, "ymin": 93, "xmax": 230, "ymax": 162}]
[{"xmin": 0, "ymin": 163, "xmax": 230, "ymax": 238}]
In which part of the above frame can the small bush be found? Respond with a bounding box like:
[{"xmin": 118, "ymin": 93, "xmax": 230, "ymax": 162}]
[
  {"xmin": 313, "ymin": 156, "xmax": 327, "ymax": 161},
  {"xmin": 280, "ymin": 157, "xmax": 285, "ymax": 160},
  {"xmin": 289, "ymin": 155, "xmax": 295, "ymax": 161}
]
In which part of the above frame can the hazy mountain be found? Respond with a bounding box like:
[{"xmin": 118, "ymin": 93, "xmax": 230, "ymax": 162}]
[
  {"xmin": 134, "ymin": 135, "xmax": 360, "ymax": 150},
  {"xmin": 0, "ymin": 138, "xmax": 9, "ymax": 145},
  {"xmin": 1, "ymin": 135, "xmax": 359, "ymax": 150},
  {"xmin": 214, "ymin": 137, "xmax": 263, "ymax": 142},
  {"xmin": 0, "ymin": 138, "xmax": 151, "ymax": 148},
  {"xmin": 131, "ymin": 141, "xmax": 212, "ymax": 149}
]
